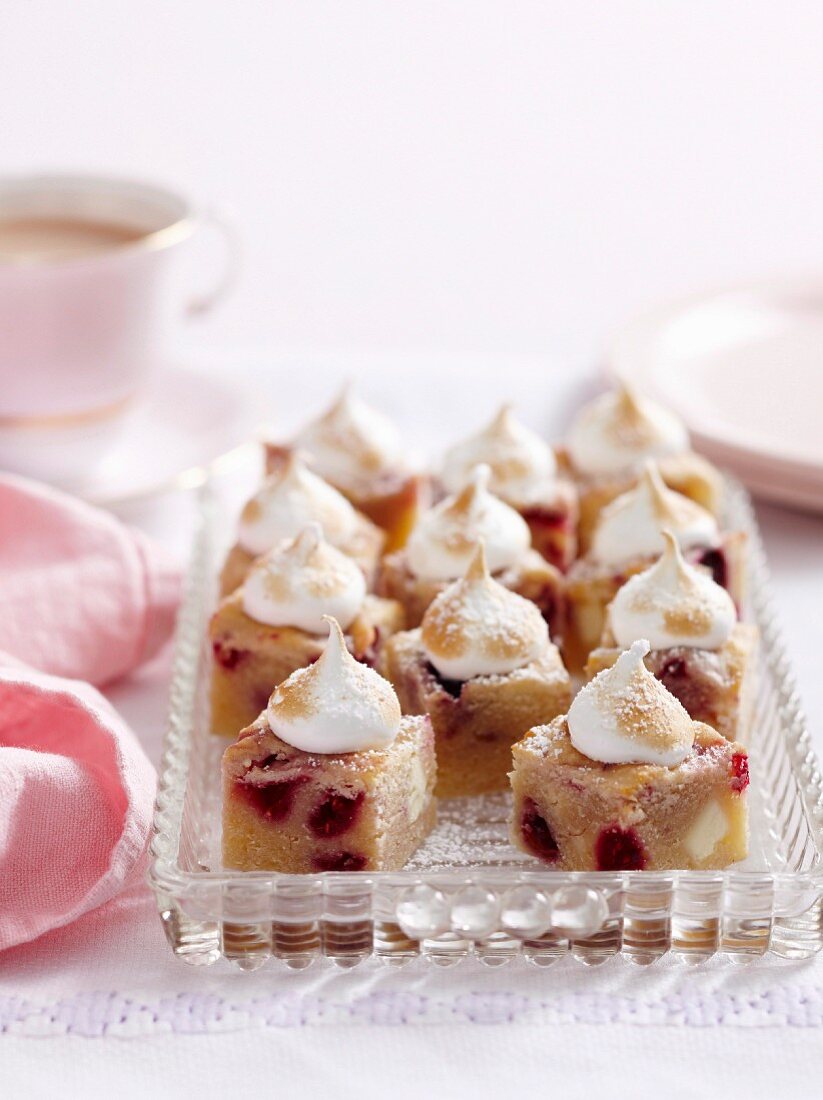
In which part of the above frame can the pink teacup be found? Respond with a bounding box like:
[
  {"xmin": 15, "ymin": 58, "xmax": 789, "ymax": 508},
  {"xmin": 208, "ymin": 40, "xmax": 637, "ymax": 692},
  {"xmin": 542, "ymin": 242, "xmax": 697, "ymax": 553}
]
[{"xmin": 0, "ymin": 173, "xmax": 237, "ymax": 483}]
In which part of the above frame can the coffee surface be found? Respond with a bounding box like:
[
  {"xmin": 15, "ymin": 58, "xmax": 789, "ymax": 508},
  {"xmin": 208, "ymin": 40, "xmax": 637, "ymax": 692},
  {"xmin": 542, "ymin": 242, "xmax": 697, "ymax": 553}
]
[{"xmin": 0, "ymin": 216, "xmax": 146, "ymax": 260}]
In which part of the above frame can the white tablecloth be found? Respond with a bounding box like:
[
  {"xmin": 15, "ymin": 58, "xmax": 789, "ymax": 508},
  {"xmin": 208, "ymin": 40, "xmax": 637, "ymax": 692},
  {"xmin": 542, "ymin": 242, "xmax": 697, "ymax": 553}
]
[
  {"xmin": 2, "ymin": 353, "xmax": 822, "ymax": 1099},
  {"xmin": 4, "ymin": 3, "xmax": 823, "ymax": 1091}
]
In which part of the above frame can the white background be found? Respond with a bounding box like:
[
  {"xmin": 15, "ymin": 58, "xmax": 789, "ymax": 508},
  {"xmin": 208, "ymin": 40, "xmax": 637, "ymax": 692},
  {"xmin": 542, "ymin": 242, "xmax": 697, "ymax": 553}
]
[
  {"xmin": 3, "ymin": 4, "xmax": 823, "ymax": 1097},
  {"xmin": 3, "ymin": 0, "xmax": 823, "ymax": 356}
]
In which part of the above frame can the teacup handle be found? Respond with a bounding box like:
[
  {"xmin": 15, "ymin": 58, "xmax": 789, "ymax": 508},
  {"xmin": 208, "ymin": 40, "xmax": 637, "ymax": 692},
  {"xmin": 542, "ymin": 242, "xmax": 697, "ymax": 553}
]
[{"xmin": 185, "ymin": 205, "xmax": 241, "ymax": 318}]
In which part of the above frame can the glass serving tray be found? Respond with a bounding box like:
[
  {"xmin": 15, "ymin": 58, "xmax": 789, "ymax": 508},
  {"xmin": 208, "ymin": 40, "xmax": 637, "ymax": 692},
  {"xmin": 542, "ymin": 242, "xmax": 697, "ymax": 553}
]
[{"xmin": 149, "ymin": 478, "xmax": 823, "ymax": 969}]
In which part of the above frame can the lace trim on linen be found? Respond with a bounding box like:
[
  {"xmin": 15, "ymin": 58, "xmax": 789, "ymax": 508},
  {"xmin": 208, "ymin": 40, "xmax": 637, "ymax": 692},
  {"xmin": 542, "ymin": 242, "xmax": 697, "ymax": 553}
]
[{"xmin": 2, "ymin": 987, "xmax": 823, "ymax": 1036}]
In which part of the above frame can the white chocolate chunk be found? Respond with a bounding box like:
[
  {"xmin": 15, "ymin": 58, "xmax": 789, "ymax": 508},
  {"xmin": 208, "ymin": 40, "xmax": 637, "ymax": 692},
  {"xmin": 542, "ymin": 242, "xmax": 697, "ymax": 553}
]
[
  {"xmin": 684, "ymin": 799, "xmax": 729, "ymax": 862},
  {"xmin": 407, "ymin": 756, "xmax": 428, "ymax": 823}
]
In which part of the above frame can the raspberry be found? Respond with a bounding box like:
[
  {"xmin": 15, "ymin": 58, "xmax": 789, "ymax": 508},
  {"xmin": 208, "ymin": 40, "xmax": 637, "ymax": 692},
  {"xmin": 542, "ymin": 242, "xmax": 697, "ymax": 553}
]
[
  {"xmin": 520, "ymin": 798, "xmax": 559, "ymax": 862},
  {"xmin": 239, "ymin": 776, "xmax": 308, "ymax": 821},
  {"xmin": 308, "ymin": 789, "xmax": 365, "ymax": 838},
  {"xmin": 730, "ymin": 752, "xmax": 749, "ymax": 793},
  {"xmin": 595, "ymin": 823, "xmax": 647, "ymax": 871},
  {"xmin": 212, "ymin": 640, "xmax": 246, "ymax": 670}
]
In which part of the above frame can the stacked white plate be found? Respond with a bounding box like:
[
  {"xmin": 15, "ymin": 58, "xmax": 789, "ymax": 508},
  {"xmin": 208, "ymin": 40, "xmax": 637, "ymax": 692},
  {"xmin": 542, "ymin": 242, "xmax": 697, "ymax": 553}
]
[{"xmin": 607, "ymin": 278, "xmax": 823, "ymax": 513}]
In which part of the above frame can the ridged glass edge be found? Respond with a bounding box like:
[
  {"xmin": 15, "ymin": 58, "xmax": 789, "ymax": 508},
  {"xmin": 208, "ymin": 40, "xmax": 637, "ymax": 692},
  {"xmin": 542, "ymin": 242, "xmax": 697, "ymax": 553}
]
[{"xmin": 726, "ymin": 478, "xmax": 823, "ymax": 863}]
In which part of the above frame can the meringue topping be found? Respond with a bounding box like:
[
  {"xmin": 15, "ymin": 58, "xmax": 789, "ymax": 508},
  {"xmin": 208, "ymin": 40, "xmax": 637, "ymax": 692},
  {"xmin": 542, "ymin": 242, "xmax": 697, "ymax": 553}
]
[
  {"xmin": 294, "ymin": 386, "xmax": 405, "ymax": 491},
  {"xmin": 421, "ymin": 542, "xmax": 550, "ymax": 680},
  {"xmin": 406, "ymin": 465, "xmax": 531, "ymax": 582},
  {"xmin": 242, "ymin": 523, "xmax": 367, "ymax": 634},
  {"xmin": 440, "ymin": 405, "xmax": 558, "ymax": 505},
  {"xmin": 567, "ymin": 383, "xmax": 690, "ymax": 478},
  {"xmin": 568, "ymin": 639, "xmax": 695, "ymax": 766},
  {"xmin": 590, "ymin": 462, "xmax": 718, "ymax": 566},
  {"xmin": 609, "ymin": 529, "xmax": 736, "ymax": 651},
  {"xmin": 267, "ymin": 617, "xmax": 401, "ymax": 754},
  {"xmin": 238, "ymin": 453, "xmax": 358, "ymax": 557}
]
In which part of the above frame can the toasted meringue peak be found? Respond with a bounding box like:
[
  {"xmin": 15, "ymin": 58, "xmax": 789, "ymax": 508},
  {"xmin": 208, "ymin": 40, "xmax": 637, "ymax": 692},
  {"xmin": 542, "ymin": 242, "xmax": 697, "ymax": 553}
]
[
  {"xmin": 567, "ymin": 382, "xmax": 689, "ymax": 478},
  {"xmin": 238, "ymin": 453, "xmax": 358, "ymax": 556},
  {"xmin": 569, "ymin": 639, "xmax": 695, "ymax": 766},
  {"xmin": 242, "ymin": 523, "xmax": 367, "ymax": 633},
  {"xmin": 464, "ymin": 539, "xmax": 490, "ymax": 582},
  {"xmin": 440, "ymin": 405, "xmax": 557, "ymax": 504},
  {"xmin": 421, "ymin": 542, "xmax": 550, "ymax": 680},
  {"xmin": 590, "ymin": 461, "xmax": 718, "ymax": 566},
  {"xmin": 406, "ymin": 464, "xmax": 531, "ymax": 581},
  {"xmin": 294, "ymin": 385, "xmax": 405, "ymax": 491},
  {"xmin": 609, "ymin": 529, "xmax": 736, "ymax": 650},
  {"xmin": 267, "ymin": 617, "xmax": 401, "ymax": 754}
]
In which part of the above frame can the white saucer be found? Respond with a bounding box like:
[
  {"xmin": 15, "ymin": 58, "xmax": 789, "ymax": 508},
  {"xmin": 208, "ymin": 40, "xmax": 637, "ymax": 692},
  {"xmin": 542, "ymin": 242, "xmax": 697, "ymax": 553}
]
[
  {"xmin": 606, "ymin": 278, "xmax": 823, "ymax": 513},
  {"xmin": 0, "ymin": 364, "xmax": 258, "ymax": 506}
]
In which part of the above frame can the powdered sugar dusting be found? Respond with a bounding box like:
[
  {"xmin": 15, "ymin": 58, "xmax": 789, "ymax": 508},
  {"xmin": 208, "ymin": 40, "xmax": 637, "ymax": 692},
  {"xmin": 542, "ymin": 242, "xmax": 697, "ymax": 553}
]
[
  {"xmin": 238, "ymin": 454, "xmax": 358, "ymax": 556},
  {"xmin": 569, "ymin": 640, "xmax": 695, "ymax": 766},
  {"xmin": 406, "ymin": 465, "xmax": 531, "ymax": 581},
  {"xmin": 420, "ymin": 542, "xmax": 549, "ymax": 680},
  {"xmin": 243, "ymin": 523, "xmax": 367, "ymax": 632},
  {"xmin": 609, "ymin": 528, "xmax": 736, "ymax": 650},
  {"xmin": 567, "ymin": 384, "xmax": 689, "ymax": 477},
  {"xmin": 591, "ymin": 462, "xmax": 718, "ymax": 567},
  {"xmin": 294, "ymin": 386, "xmax": 406, "ymax": 491},
  {"xmin": 439, "ymin": 404, "xmax": 558, "ymax": 502},
  {"xmin": 406, "ymin": 792, "xmax": 537, "ymax": 870},
  {"xmin": 267, "ymin": 617, "xmax": 401, "ymax": 753}
]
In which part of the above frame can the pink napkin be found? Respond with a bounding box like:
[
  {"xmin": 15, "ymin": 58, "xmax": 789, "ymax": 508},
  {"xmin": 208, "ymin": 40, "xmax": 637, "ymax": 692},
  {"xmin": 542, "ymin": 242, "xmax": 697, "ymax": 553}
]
[
  {"xmin": 0, "ymin": 474, "xmax": 180, "ymax": 951},
  {"xmin": 0, "ymin": 474, "xmax": 179, "ymax": 685}
]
